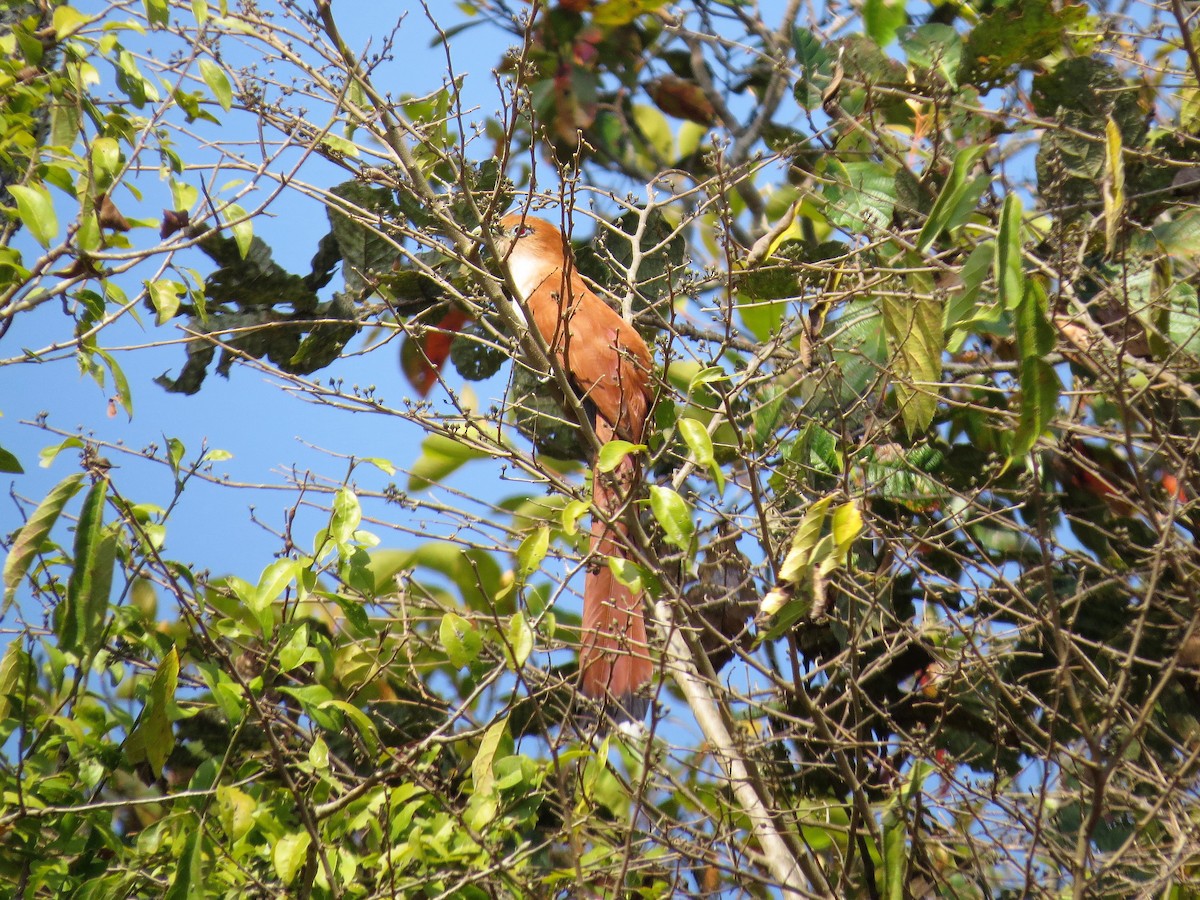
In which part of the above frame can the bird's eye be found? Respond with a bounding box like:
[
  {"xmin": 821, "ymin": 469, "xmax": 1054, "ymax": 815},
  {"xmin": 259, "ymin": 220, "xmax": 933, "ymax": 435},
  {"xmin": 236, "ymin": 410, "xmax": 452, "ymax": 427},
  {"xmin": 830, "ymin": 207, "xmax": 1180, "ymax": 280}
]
[{"xmin": 512, "ymin": 224, "xmax": 535, "ymax": 238}]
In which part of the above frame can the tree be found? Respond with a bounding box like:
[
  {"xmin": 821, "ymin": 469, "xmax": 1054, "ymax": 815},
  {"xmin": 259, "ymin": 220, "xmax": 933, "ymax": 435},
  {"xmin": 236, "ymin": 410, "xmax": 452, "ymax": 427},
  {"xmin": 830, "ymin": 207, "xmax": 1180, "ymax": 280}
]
[{"xmin": 4, "ymin": 0, "xmax": 1200, "ymax": 895}]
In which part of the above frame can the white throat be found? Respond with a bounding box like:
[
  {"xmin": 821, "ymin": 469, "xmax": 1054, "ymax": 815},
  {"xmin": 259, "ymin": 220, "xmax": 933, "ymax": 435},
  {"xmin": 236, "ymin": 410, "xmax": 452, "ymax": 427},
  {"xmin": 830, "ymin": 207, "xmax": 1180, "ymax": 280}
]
[{"xmin": 506, "ymin": 249, "xmax": 554, "ymax": 302}]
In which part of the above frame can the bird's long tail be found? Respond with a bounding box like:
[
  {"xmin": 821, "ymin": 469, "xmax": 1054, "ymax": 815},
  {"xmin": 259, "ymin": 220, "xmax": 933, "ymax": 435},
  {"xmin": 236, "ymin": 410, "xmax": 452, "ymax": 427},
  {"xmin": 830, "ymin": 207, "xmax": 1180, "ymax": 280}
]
[{"xmin": 579, "ymin": 421, "xmax": 653, "ymax": 720}]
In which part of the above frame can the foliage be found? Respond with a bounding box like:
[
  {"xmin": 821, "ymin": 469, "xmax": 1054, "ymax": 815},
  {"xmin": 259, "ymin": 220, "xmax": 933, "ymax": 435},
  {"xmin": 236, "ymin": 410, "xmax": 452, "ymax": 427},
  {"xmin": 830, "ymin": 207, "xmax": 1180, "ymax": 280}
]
[{"xmin": 4, "ymin": 0, "xmax": 1200, "ymax": 896}]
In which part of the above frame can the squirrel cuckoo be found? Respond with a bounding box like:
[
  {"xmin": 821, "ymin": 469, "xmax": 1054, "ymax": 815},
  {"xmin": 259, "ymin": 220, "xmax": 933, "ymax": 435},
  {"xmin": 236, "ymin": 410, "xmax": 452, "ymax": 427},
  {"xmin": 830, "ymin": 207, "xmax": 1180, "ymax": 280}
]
[{"xmin": 497, "ymin": 214, "xmax": 655, "ymax": 718}]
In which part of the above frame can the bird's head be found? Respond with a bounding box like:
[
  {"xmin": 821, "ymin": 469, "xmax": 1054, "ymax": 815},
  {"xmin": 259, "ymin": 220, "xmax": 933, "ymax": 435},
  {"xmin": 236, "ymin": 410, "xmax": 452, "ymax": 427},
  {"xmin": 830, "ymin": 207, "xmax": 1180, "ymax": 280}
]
[{"xmin": 496, "ymin": 214, "xmax": 571, "ymax": 301}]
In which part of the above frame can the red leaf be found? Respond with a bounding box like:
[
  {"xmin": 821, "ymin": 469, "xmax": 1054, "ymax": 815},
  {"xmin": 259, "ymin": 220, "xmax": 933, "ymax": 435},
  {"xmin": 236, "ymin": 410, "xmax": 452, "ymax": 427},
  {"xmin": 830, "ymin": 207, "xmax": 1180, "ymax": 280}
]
[{"xmin": 400, "ymin": 308, "xmax": 471, "ymax": 397}]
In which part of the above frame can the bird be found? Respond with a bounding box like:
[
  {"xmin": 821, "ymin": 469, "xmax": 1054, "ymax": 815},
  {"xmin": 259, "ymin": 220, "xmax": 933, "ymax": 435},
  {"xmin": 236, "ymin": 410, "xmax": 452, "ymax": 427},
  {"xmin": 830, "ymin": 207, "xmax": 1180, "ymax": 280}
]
[{"xmin": 496, "ymin": 213, "xmax": 655, "ymax": 719}]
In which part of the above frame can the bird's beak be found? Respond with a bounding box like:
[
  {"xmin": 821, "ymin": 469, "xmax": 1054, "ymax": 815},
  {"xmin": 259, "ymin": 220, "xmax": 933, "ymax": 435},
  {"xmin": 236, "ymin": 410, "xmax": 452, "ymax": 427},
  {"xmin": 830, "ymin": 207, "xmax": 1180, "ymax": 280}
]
[
  {"xmin": 492, "ymin": 232, "xmax": 516, "ymax": 264},
  {"xmin": 492, "ymin": 228, "xmax": 514, "ymax": 260}
]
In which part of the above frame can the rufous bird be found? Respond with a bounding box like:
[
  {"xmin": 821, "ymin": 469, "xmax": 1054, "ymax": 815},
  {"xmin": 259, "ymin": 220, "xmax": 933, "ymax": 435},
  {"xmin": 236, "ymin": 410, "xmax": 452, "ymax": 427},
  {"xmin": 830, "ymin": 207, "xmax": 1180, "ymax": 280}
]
[{"xmin": 497, "ymin": 213, "xmax": 655, "ymax": 719}]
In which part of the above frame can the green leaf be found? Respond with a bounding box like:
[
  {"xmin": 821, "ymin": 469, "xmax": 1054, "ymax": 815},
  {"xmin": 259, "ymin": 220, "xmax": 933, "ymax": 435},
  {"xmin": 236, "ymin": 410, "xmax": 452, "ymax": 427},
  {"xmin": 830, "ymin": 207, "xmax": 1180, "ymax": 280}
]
[
  {"xmin": 8, "ymin": 184, "xmax": 59, "ymax": 248},
  {"xmin": 677, "ymin": 418, "xmax": 715, "ymax": 465},
  {"xmin": 473, "ymin": 716, "xmax": 508, "ymax": 797},
  {"xmin": 278, "ymin": 623, "xmax": 319, "ymax": 671},
  {"xmin": 688, "ymin": 366, "xmax": 731, "ymax": 389},
  {"xmin": 440, "ymin": 611, "xmax": 481, "ymax": 668},
  {"xmin": 995, "ymin": 193, "xmax": 1024, "ymax": 311},
  {"xmin": 363, "ymin": 456, "xmax": 395, "ymax": 475},
  {"xmin": 562, "ymin": 499, "xmax": 589, "ymax": 536},
  {"xmin": 330, "ymin": 487, "xmax": 362, "ymax": 545},
  {"xmin": 831, "ymin": 500, "xmax": 864, "ymax": 554},
  {"xmin": 506, "ymin": 611, "xmax": 534, "ymax": 669},
  {"xmin": 516, "ymin": 526, "xmax": 550, "ymax": 578},
  {"xmin": 631, "ymin": 104, "xmax": 674, "ymax": 163},
  {"xmin": 1015, "ymin": 278, "xmax": 1056, "ymax": 360},
  {"xmin": 0, "ymin": 446, "xmax": 22, "ymax": 474},
  {"xmin": 649, "ymin": 486, "xmax": 694, "ymax": 550},
  {"xmin": 777, "ymin": 496, "xmax": 833, "ymax": 584},
  {"xmin": 882, "ymin": 290, "xmax": 944, "ymax": 437},
  {"xmin": 864, "ymin": 0, "xmax": 907, "ymax": 48},
  {"xmin": 373, "ymin": 542, "xmax": 504, "ymax": 612},
  {"xmin": 90, "ymin": 137, "xmax": 122, "ymax": 189},
  {"xmin": 198, "ymin": 58, "xmax": 232, "ymax": 112},
  {"xmin": 0, "ymin": 642, "xmax": 29, "ymax": 721},
  {"xmin": 753, "ymin": 386, "xmax": 786, "ymax": 450},
  {"xmin": 944, "ymin": 241, "xmax": 994, "ymax": 339},
  {"xmin": 591, "ymin": 0, "xmax": 670, "ymax": 27},
  {"xmin": 61, "ymin": 479, "xmax": 115, "ymax": 659},
  {"xmin": 126, "ymin": 646, "xmax": 180, "ymax": 779},
  {"xmin": 1102, "ymin": 116, "xmax": 1125, "ymax": 256},
  {"xmin": 144, "ymin": 0, "xmax": 169, "ymax": 27},
  {"xmin": 327, "ymin": 182, "xmax": 404, "ymax": 295},
  {"xmin": 94, "ymin": 348, "xmax": 133, "ymax": 420},
  {"xmin": 217, "ymin": 786, "xmax": 255, "ymax": 842},
  {"xmin": 883, "ymin": 811, "xmax": 906, "ymax": 900},
  {"xmin": 679, "ymin": 415, "xmax": 725, "ymax": 493},
  {"xmin": 900, "ymin": 24, "xmax": 963, "ymax": 87},
  {"xmin": 962, "ymin": 0, "xmax": 1088, "ymax": 84},
  {"xmin": 222, "ymin": 203, "xmax": 252, "ymax": 258},
  {"xmin": 191, "ymin": 0, "xmax": 209, "ymax": 26},
  {"xmin": 52, "ymin": 6, "xmax": 89, "ymax": 39},
  {"xmin": 147, "ymin": 279, "xmax": 184, "ymax": 325},
  {"xmin": 1167, "ymin": 283, "xmax": 1200, "ymax": 356},
  {"xmin": 792, "ymin": 28, "xmax": 834, "ymax": 110},
  {"xmin": 166, "ymin": 437, "xmax": 186, "ymax": 475},
  {"xmin": 1153, "ymin": 210, "xmax": 1200, "ymax": 258},
  {"xmin": 39, "ymin": 436, "xmax": 84, "ymax": 467},
  {"xmin": 272, "ymin": 831, "xmax": 311, "ymax": 885},
  {"xmin": 251, "ymin": 557, "xmax": 298, "ymax": 622},
  {"xmin": 1010, "ymin": 283, "xmax": 1061, "ymax": 459},
  {"xmin": 3, "ymin": 474, "xmax": 84, "ymax": 610},
  {"xmin": 163, "ymin": 828, "xmax": 203, "ymax": 900},
  {"xmin": 916, "ymin": 145, "xmax": 987, "ymax": 252},
  {"xmin": 319, "ymin": 700, "xmax": 381, "ymax": 754},
  {"xmin": 407, "ymin": 432, "xmax": 489, "ymax": 492},
  {"xmin": 607, "ymin": 556, "xmax": 646, "ymax": 594},
  {"xmin": 596, "ymin": 440, "xmax": 644, "ymax": 473},
  {"xmin": 737, "ymin": 293, "xmax": 787, "ymax": 342},
  {"xmin": 824, "ymin": 159, "xmax": 897, "ymax": 233}
]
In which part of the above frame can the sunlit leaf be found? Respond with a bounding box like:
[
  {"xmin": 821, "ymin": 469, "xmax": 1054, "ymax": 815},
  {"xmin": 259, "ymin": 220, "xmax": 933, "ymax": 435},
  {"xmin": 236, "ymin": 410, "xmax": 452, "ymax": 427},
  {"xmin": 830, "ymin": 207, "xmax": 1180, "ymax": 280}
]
[
  {"xmin": 9, "ymin": 184, "xmax": 58, "ymax": 248},
  {"xmin": 882, "ymin": 291, "xmax": 944, "ymax": 436},
  {"xmin": 863, "ymin": 0, "xmax": 906, "ymax": 48},
  {"xmin": 506, "ymin": 611, "xmax": 534, "ymax": 669},
  {"xmin": 516, "ymin": 526, "xmax": 550, "ymax": 578},
  {"xmin": 222, "ymin": 203, "xmax": 252, "ymax": 258},
  {"xmin": 126, "ymin": 646, "xmax": 180, "ymax": 779},
  {"xmin": 164, "ymin": 829, "xmax": 203, "ymax": 900},
  {"xmin": 777, "ymin": 496, "xmax": 833, "ymax": 584},
  {"xmin": 1102, "ymin": 116, "xmax": 1125, "ymax": 256},
  {"xmin": 3, "ymin": 474, "xmax": 84, "ymax": 611},
  {"xmin": 199, "ymin": 58, "xmax": 232, "ymax": 112},
  {"xmin": 649, "ymin": 485, "xmax": 693, "ymax": 550},
  {"xmin": 473, "ymin": 716, "xmax": 508, "ymax": 797},
  {"xmin": 995, "ymin": 193, "xmax": 1024, "ymax": 310},
  {"xmin": 272, "ymin": 831, "xmax": 311, "ymax": 885},
  {"xmin": 596, "ymin": 440, "xmax": 643, "ymax": 473},
  {"xmin": 61, "ymin": 478, "xmax": 115, "ymax": 659},
  {"xmin": 440, "ymin": 611, "xmax": 482, "ymax": 668},
  {"xmin": 916, "ymin": 145, "xmax": 987, "ymax": 252}
]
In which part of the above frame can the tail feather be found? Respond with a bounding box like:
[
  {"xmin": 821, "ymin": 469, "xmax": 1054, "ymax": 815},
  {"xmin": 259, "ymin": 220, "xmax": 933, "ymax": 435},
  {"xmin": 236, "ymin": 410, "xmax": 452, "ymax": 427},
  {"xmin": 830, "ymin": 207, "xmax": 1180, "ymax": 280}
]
[{"xmin": 579, "ymin": 435, "xmax": 653, "ymax": 719}]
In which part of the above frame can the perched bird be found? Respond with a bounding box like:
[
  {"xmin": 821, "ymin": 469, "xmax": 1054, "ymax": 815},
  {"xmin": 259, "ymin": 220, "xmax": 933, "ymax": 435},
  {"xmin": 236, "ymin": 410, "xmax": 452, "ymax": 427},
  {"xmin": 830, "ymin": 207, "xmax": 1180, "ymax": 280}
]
[{"xmin": 497, "ymin": 213, "xmax": 655, "ymax": 718}]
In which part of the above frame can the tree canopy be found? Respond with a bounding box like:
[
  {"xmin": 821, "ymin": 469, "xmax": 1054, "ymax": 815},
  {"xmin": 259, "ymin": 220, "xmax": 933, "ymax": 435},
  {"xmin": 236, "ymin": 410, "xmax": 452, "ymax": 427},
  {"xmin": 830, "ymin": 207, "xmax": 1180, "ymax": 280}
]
[{"xmin": 4, "ymin": 0, "xmax": 1200, "ymax": 896}]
